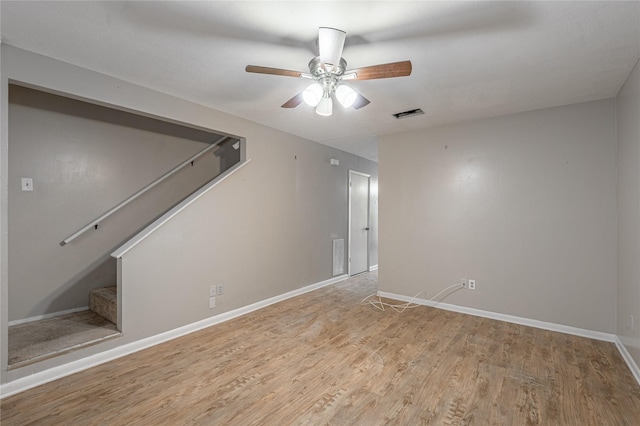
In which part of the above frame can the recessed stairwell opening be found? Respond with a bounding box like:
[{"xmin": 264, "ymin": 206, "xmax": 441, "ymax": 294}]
[{"xmin": 6, "ymin": 84, "xmax": 243, "ymax": 368}]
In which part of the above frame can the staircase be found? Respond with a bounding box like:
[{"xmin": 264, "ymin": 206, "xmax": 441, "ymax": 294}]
[{"xmin": 89, "ymin": 286, "xmax": 117, "ymax": 324}]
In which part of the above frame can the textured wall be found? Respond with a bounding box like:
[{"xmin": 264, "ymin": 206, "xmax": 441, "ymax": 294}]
[
  {"xmin": 8, "ymin": 85, "xmax": 227, "ymax": 321},
  {"xmin": 617, "ymin": 57, "xmax": 640, "ymax": 366},
  {"xmin": 379, "ymin": 99, "xmax": 617, "ymax": 333}
]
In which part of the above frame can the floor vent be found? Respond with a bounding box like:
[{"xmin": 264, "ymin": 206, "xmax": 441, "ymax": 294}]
[{"xmin": 393, "ymin": 108, "xmax": 424, "ymax": 119}]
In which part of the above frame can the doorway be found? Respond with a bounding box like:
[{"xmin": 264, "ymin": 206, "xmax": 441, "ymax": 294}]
[{"xmin": 349, "ymin": 170, "xmax": 370, "ymax": 276}]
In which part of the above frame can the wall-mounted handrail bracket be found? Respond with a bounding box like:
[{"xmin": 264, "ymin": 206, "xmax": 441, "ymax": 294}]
[{"xmin": 60, "ymin": 135, "xmax": 230, "ymax": 246}]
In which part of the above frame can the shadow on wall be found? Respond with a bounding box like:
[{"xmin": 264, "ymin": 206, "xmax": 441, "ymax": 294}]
[
  {"xmin": 8, "ymin": 85, "xmax": 220, "ymax": 143},
  {"xmin": 30, "ymin": 256, "xmax": 116, "ymax": 318}
]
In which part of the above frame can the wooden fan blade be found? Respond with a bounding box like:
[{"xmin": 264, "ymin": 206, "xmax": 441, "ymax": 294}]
[
  {"xmin": 346, "ymin": 60, "xmax": 412, "ymax": 80},
  {"xmin": 281, "ymin": 92, "xmax": 304, "ymax": 108},
  {"xmin": 246, "ymin": 65, "xmax": 303, "ymax": 78},
  {"xmin": 352, "ymin": 94, "xmax": 371, "ymax": 110}
]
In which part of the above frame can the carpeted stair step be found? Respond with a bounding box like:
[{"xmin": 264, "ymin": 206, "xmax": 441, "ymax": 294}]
[{"xmin": 89, "ymin": 286, "xmax": 117, "ymax": 325}]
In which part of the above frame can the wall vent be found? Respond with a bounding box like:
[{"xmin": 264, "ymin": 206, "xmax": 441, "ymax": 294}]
[
  {"xmin": 393, "ymin": 108, "xmax": 424, "ymax": 119},
  {"xmin": 332, "ymin": 239, "xmax": 345, "ymax": 276}
]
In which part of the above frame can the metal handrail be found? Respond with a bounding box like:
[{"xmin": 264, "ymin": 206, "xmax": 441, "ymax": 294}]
[{"xmin": 60, "ymin": 135, "xmax": 230, "ymax": 246}]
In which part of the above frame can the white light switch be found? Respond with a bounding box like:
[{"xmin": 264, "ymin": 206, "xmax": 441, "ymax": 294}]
[{"xmin": 21, "ymin": 178, "xmax": 33, "ymax": 192}]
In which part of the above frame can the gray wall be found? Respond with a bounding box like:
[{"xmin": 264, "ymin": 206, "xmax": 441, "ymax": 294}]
[
  {"xmin": 379, "ymin": 99, "xmax": 617, "ymax": 333},
  {"xmin": 8, "ymin": 85, "xmax": 230, "ymax": 321},
  {"xmin": 1, "ymin": 46, "xmax": 377, "ymax": 383},
  {"xmin": 617, "ymin": 57, "xmax": 640, "ymax": 366},
  {"xmin": 116, "ymin": 140, "xmax": 378, "ymax": 339}
]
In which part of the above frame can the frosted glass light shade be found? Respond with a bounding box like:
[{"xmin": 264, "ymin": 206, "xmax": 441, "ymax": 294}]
[
  {"xmin": 335, "ymin": 85, "xmax": 357, "ymax": 108},
  {"xmin": 316, "ymin": 96, "xmax": 333, "ymax": 116},
  {"xmin": 302, "ymin": 83, "xmax": 323, "ymax": 106}
]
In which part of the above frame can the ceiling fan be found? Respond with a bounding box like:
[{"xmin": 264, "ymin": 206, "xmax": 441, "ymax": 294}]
[{"xmin": 246, "ymin": 27, "xmax": 412, "ymax": 116}]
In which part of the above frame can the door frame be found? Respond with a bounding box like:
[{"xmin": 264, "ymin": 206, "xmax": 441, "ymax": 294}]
[{"xmin": 348, "ymin": 170, "xmax": 371, "ymax": 276}]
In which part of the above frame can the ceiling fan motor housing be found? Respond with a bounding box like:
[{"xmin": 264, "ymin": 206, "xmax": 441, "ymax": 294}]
[{"xmin": 309, "ymin": 57, "xmax": 347, "ymax": 93}]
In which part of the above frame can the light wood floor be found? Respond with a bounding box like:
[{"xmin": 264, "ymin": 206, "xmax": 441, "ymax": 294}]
[{"xmin": 2, "ymin": 271, "xmax": 639, "ymax": 424}]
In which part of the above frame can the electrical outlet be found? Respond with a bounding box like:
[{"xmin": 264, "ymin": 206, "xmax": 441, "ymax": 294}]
[
  {"xmin": 217, "ymin": 284, "xmax": 224, "ymax": 295},
  {"xmin": 468, "ymin": 279, "xmax": 476, "ymax": 290},
  {"xmin": 209, "ymin": 296, "xmax": 216, "ymax": 309},
  {"xmin": 209, "ymin": 285, "xmax": 216, "ymax": 297},
  {"xmin": 461, "ymin": 279, "xmax": 467, "ymax": 288}
]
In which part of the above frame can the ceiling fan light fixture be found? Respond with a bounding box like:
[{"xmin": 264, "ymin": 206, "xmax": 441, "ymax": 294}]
[
  {"xmin": 246, "ymin": 27, "xmax": 413, "ymax": 116},
  {"xmin": 335, "ymin": 85, "xmax": 357, "ymax": 108},
  {"xmin": 302, "ymin": 83, "xmax": 323, "ymax": 106},
  {"xmin": 316, "ymin": 95, "xmax": 333, "ymax": 116}
]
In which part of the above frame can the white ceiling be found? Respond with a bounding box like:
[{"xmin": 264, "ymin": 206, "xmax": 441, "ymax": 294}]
[{"xmin": 2, "ymin": 1, "xmax": 639, "ymax": 162}]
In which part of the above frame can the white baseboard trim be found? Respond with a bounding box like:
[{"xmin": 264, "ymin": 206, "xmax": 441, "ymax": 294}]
[
  {"xmin": 614, "ymin": 336, "xmax": 640, "ymax": 386},
  {"xmin": 369, "ymin": 264, "xmax": 379, "ymax": 271},
  {"xmin": 377, "ymin": 291, "xmax": 616, "ymax": 342},
  {"xmin": 0, "ymin": 274, "xmax": 348, "ymax": 399},
  {"xmin": 8, "ymin": 306, "xmax": 90, "ymax": 326}
]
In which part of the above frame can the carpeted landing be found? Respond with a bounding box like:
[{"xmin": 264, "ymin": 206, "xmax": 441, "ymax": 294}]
[{"xmin": 8, "ymin": 310, "xmax": 120, "ymax": 369}]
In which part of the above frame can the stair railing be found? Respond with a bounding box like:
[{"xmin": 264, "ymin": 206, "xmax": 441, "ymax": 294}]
[{"xmin": 60, "ymin": 135, "xmax": 230, "ymax": 246}]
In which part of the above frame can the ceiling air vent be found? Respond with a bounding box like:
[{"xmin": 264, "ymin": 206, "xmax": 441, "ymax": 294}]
[{"xmin": 393, "ymin": 108, "xmax": 424, "ymax": 119}]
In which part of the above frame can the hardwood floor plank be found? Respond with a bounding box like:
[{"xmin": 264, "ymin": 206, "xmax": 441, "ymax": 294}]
[{"xmin": 2, "ymin": 271, "xmax": 639, "ymax": 425}]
